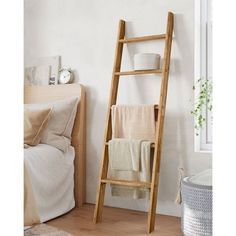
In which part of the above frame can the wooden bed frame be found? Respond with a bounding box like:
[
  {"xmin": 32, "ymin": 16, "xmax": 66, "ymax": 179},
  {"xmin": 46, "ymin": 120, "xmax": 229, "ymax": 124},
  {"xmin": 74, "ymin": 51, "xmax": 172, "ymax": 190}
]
[{"xmin": 24, "ymin": 84, "xmax": 86, "ymax": 207}]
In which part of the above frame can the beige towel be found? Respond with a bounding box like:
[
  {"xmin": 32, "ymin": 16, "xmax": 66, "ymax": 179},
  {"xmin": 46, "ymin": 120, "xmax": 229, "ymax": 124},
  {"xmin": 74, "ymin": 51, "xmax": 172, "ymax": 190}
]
[
  {"xmin": 109, "ymin": 140, "xmax": 151, "ymax": 199},
  {"xmin": 111, "ymin": 105, "xmax": 155, "ymax": 141},
  {"xmin": 109, "ymin": 139, "xmax": 141, "ymax": 171},
  {"xmin": 24, "ymin": 163, "xmax": 40, "ymax": 226}
]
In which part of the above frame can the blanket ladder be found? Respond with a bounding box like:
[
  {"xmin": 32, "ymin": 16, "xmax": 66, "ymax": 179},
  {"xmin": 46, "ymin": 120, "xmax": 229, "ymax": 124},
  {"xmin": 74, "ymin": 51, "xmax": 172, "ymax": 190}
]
[{"xmin": 94, "ymin": 12, "xmax": 174, "ymax": 234}]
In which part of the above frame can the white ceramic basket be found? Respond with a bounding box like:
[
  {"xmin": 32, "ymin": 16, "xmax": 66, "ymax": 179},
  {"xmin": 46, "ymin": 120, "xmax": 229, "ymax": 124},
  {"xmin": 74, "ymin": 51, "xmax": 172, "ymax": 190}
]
[{"xmin": 134, "ymin": 53, "xmax": 160, "ymax": 70}]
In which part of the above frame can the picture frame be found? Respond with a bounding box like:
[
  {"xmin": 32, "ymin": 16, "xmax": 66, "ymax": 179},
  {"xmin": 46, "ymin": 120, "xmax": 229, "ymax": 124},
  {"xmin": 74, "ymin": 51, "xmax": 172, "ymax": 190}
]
[{"xmin": 24, "ymin": 56, "xmax": 61, "ymax": 86}]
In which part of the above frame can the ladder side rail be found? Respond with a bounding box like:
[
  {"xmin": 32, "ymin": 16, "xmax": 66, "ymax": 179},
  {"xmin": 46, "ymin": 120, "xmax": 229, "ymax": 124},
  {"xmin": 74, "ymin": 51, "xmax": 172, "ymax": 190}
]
[
  {"xmin": 147, "ymin": 12, "xmax": 174, "ymax": 233},
  {"xmin": 93, "ymin": 20, "xmax": 125, "ymax": 223}
]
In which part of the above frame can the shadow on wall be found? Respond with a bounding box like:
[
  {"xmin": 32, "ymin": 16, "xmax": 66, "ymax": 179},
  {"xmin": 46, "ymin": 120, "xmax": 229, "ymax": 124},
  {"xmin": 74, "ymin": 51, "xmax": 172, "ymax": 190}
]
[
  {"xmin": 156, "ymin": 13, "xmax": 194, "ymax": 203},
  {"xmin": 85, "ymin": 85, "xmax": 108, "ymax": 201},
  {"xmin": 158, "ymin": 113, "xmax": 189, "ymax": 203},
  {"xmin": 173, "ymin": 13, "xmax": 194, "ymax": 83},
  {"xmin": 73, "ymin": 69, "xmax": 80, "ymax": 83},
  {"xmin": 172, "ymin": 12, "xmax": 194, "ymax": 175}
]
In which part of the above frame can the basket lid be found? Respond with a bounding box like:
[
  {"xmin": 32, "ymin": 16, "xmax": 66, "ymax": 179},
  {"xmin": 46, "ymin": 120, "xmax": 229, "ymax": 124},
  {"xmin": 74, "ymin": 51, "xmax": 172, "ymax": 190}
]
[{"xmin": 184, "ymin": 169, "xmax": 212, "ymax": 187}]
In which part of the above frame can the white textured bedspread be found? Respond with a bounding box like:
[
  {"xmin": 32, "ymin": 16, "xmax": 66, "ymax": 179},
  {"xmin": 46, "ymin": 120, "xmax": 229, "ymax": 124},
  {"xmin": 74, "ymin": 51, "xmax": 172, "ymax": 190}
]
[{"xmin": 24, "ymin": 144, "xmax": 75, "ymax": 225}]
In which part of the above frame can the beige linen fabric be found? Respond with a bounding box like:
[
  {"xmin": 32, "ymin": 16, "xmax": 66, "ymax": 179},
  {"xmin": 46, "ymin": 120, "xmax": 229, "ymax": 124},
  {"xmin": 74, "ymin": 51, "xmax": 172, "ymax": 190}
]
[
  {"xmin": 25, "ymin": 97, "xmax": 79, "ymax": 152},
  {"xmin": 24, "ymin": 108, "xmax": 52, "ymax": 146},
  {"xmin": 111, "ymin": 104, "xmax": 155, "ymax": 141},
  {"xmin": 24, "ymin": 163, "xmax": 40, "ymax": 226},
  {"xmin": 109, "ymin": 140, "xmax": 152, "ymax": 199},
  {"xmin": 109, "ymin": 139, "xmax": 141, "ymax": 171},
  {"xmin": 110, "ymin": 105, "xmax": 155, "ymax": 198}
]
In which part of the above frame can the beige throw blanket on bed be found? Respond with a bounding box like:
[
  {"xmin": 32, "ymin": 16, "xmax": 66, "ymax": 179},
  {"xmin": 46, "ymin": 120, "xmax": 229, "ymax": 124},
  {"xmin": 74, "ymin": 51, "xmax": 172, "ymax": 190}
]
[
  {"xmin": 111, "ymin": 104, "xmax": 155, "ymax": 141},
  {"xmin": 24, "ymin": 163, "xmax": 40, "ymax": 226}
]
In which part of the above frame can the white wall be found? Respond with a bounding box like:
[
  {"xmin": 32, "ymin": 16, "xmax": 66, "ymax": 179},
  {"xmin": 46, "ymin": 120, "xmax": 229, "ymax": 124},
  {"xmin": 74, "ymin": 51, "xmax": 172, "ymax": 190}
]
[{"xmin": 24, "ymin": 0, "xmax": 212, "ymax": 217}]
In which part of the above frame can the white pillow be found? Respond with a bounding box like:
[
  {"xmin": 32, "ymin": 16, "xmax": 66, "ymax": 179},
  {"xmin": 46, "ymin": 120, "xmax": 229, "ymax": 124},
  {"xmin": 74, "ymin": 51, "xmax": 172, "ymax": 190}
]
[{"xmin": 25, "ymin": 97, "xmax": 79, "ymax": 152}]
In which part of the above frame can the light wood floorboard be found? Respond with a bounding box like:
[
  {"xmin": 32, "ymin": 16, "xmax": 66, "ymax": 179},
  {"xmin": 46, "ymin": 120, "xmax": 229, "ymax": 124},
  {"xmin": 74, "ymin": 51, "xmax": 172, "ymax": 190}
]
[{"xmin": 47, "ymin": 204, "xmax": 181, "ymax": 235}]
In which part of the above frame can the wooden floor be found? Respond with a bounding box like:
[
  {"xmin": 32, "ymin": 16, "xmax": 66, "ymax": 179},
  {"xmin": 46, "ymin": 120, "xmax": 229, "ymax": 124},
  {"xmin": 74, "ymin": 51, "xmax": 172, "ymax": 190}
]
[{"xmin": 48, "ymin": 204, "xmax": 181, "ymax": 236}]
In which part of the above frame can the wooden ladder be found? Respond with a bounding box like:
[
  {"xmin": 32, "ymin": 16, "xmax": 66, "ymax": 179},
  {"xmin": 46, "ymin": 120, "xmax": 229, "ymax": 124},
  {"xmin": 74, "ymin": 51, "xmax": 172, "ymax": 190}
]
[{"xmin": 93, "ymin": 12, "xmax": 174, "ymax": 234}]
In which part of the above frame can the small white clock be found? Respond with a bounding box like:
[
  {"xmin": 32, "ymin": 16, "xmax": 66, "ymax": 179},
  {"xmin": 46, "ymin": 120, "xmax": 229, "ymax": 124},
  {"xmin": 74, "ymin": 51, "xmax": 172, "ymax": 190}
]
[{"xmin": 59, "ymin": 68, "xmax": 74, "ymax": 84}]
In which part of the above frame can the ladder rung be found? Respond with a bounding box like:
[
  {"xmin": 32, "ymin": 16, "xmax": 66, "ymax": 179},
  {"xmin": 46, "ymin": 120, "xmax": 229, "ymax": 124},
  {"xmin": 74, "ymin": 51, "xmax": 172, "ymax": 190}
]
[
  {"xmin": 105, "ymin": 142, "xmax": 156, "ymax": 148},
  {"xmin": 115, "ymin": 69, "xmax": 162, "ymax": 76},
  {"xmin": 110, "ymin": 104, "xmax": 159, "ymax": 110},
  {"xmin": 101, "ymin": 178, "xmax": 151, "ymax": 188},
  {"xmin": 119, "ymin": 34, "xmax": 166, "ymax": 43}
]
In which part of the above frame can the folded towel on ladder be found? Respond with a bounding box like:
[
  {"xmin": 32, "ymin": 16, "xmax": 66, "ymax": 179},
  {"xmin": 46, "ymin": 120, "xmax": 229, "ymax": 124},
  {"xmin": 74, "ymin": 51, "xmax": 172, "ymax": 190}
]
[
  {"xmin": 111, "ymin": 104, "xmax": 155, "ymax": 141},
  {"xmin": 108, "ymin": 139, "xmax": 152, "ymax": 199},
  {"xmin": 109, "ymin": 139, "xmax": 141, "ymax": 171}
]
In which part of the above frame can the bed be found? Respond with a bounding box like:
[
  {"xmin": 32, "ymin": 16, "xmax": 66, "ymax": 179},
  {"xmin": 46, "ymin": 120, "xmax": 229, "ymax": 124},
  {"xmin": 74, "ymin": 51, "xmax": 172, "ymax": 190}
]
[{"xmin": 24, "ymin": 84, "xmax": 86, "ymax": 225}]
